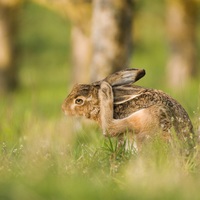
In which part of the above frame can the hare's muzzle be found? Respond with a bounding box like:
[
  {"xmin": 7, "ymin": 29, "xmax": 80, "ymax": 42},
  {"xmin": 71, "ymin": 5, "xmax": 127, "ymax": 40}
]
[{"xmin": 61, "ymin": 102, "xmax": 66, "ymax": 113}]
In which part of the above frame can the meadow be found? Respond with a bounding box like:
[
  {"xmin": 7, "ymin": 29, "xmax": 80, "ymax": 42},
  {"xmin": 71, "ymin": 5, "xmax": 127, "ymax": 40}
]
[{"xmin": 0, "ymin": 2, "xmax": 200, "ymax": 199}]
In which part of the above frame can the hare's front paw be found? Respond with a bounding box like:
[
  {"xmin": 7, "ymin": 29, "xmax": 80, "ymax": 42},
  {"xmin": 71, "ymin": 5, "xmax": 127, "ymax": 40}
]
[
  {"xmin": 99, "ymin": 81, "xmax": 113, "ymax": 102},
  {"xmin": 99, "ymin": 81, "xmax": 115, "ymax": 136}
]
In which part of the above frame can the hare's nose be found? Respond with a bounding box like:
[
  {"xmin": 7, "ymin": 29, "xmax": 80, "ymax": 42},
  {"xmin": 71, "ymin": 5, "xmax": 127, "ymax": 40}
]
[{"xmin": 61, "ymin": 103, "xmax": 66, "ymax": 112}]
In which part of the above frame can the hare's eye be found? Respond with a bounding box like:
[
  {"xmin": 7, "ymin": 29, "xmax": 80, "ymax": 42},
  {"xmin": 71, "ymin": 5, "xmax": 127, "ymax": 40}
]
[{"xmin": 75, "ymin": 98, "xmax": 84, "ymax": 105}]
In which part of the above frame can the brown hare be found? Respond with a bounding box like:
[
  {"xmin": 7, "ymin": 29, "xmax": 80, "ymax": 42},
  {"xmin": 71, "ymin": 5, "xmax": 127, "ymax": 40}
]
[{"xmin": 62, "ymin": 68, "xmax": 194, "ymax": 148}]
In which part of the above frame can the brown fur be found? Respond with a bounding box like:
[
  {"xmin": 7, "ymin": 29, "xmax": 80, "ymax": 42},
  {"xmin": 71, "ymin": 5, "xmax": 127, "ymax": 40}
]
[{"xmin": 62, "ymin": 69, "xmax": 194, "ymax": 148}]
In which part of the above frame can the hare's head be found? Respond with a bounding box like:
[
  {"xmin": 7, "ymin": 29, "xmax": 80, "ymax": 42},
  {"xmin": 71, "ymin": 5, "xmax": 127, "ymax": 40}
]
[
  {"xmin": 62, "ymin": 68, "xmax": 146, "ymax": 122},
  {"xmin": 62, "ymin": 83, "xmax": 100, "ymax": 121}
]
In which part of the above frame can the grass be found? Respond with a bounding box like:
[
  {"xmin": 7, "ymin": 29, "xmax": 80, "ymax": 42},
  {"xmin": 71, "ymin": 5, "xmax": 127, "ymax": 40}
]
[{"xmin": 0, "ymin": 1, "xmax": 200, "ymax": 200}]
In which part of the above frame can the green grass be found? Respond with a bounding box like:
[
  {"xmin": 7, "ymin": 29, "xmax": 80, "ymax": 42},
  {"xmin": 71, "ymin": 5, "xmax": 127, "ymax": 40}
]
[{"xmin": 0, "ymin": 1, "xmax": 200, "ymax": 200}]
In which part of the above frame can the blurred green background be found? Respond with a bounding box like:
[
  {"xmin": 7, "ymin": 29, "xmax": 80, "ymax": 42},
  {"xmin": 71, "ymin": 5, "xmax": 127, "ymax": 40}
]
[{"xmin": 0, "ymin": 1, "xmax": 200, "ymax": 199}]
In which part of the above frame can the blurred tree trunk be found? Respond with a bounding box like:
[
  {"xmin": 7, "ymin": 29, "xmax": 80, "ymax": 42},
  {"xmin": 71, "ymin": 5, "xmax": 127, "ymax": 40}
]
[
  {"xmin": 32, "ymin": 0, "xmax": 92, "ymax": 84},
  {"xmin": 166, "ymin": 0, "xmax": 198, "ymax": 88},
  {"xmin": 90, "ymin": 0, "xmax": 133, "ymax": 81},
  {"xmin": 67, "ymin": 1, "xmax": 92, "ymax": 84},
  {"xmin": 0, "ymin": 1, "xmax": 21, "ymax": 93},
  {"xmin": 33, "ymin": 0, "xmax": 134, "ymax": 83},
  {"xmin": 71, "ymin": 25, "xmax": 91, "ymax": 84}
]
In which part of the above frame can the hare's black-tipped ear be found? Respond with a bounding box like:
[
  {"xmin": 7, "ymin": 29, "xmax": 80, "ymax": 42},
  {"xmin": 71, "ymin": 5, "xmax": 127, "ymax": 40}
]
[
  {"xmin": 105, "ymin": 68, "xmax": 146, "ymax": 86},
  {"xmin": 92, "ymin": 68, "xmax": 146, "ymax": 87},
  {"xmin": 134, "ymin": 68, "xmax": 146, "ymax": 82}
]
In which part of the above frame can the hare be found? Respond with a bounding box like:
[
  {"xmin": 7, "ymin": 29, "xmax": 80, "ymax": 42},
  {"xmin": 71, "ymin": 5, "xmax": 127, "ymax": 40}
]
[{"xmin": 62, "ymin": 68, "xmax": 194, "ymax": 148}]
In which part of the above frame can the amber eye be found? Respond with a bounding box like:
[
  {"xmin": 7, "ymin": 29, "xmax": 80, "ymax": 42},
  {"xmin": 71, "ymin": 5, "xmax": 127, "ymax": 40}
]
[{"xmin": 75, "ymin": 98, "xmax": 84, "ymax": 105}]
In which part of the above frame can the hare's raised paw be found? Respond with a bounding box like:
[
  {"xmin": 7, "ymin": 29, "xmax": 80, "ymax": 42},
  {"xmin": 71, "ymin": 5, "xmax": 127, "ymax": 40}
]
[{"xmin": 99, "ymin": 81, "xmax": 113, "ymax": 101}]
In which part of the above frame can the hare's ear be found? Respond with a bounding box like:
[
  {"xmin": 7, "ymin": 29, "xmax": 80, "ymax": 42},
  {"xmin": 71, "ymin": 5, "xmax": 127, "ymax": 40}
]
[
  {"xmin": 92, "ymin": 68, "xmax": 145, "ymax": 87},
  {"xmin": 106, "ymin": 68, "xmax": 145, "ymax": 86}
]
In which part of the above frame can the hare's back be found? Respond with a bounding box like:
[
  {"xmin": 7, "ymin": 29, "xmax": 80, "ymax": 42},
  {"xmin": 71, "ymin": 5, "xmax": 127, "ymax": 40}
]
[{"xmin": 113, "ymin": 85, "xmax": 193, "ymax": 134}]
